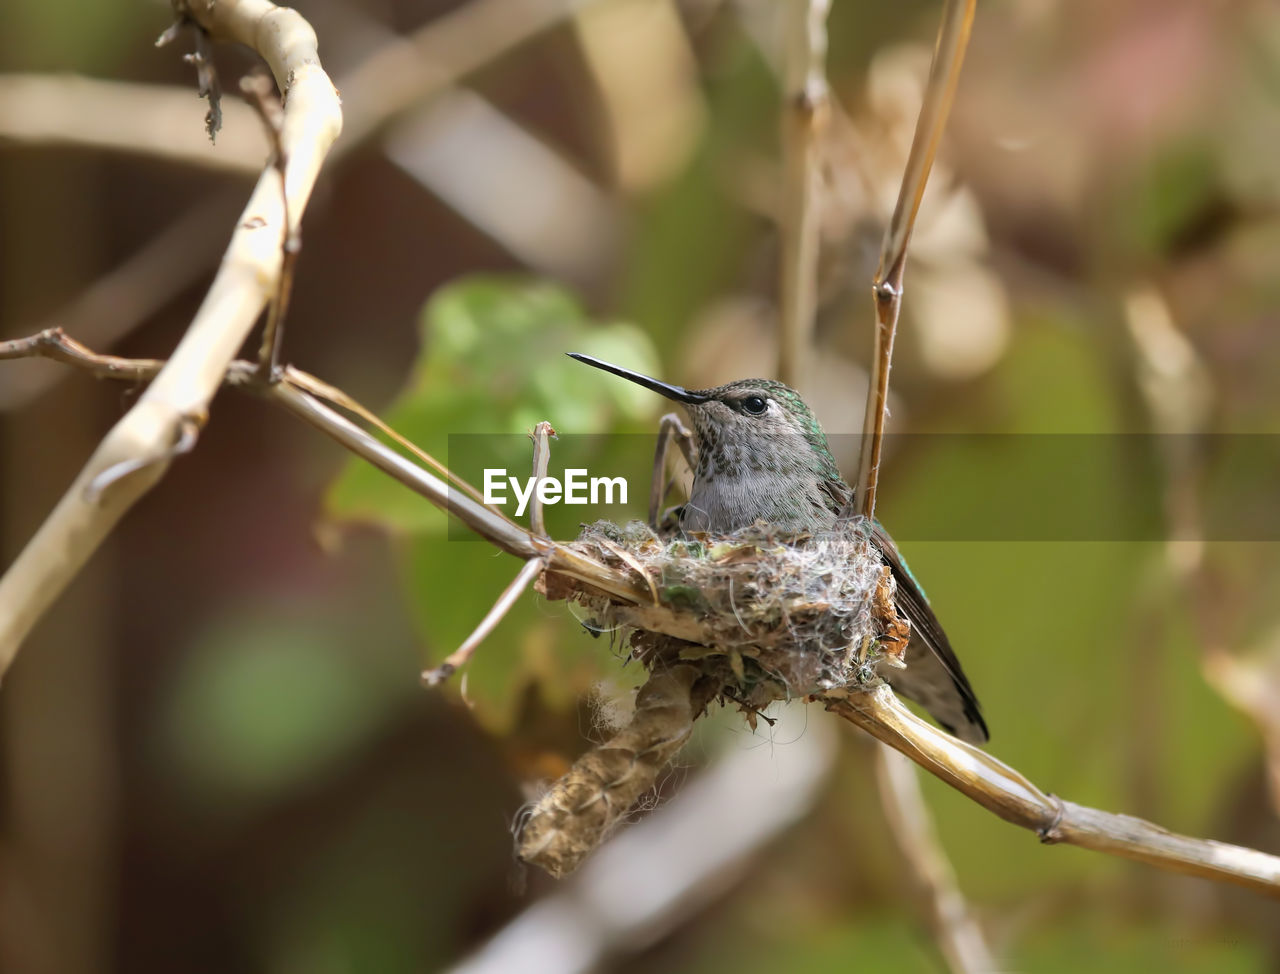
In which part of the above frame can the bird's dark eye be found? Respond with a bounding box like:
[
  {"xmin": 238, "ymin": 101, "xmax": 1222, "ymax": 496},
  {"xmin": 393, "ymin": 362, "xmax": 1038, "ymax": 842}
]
[{"xmin": 741, "ymin": 396, "xmax": 768, "ymax": 415}]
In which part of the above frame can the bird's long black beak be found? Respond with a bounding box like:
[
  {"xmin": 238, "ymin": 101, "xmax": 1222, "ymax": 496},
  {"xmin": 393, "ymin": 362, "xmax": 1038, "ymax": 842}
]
[{"xmin": 567, "ymin": 353, "xmax": 711, "ymax": 405}]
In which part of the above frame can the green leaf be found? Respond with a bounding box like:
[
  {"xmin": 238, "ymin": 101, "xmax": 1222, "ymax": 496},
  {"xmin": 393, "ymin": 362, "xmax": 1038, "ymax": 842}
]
[
  {"xmin": 325, "ymin": 276, "xmax": 661, "ymax": 730},
  {"xmin": 326, "ymin": 276, "xmax": 658, "ymax": 535}
]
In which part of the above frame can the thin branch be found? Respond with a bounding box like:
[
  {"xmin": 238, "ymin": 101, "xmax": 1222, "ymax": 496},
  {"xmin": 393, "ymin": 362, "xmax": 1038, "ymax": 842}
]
[
  {"xmin": 853, "ymin": 0, "xmax": 975, "ymax": 519},
  {"xmin": 0, "ymin": 0, "xmax": 599, "ymax": 412},
  {"xmin": 776, "ymin": 0, "xmax": 830, "ymax": 389},
  {"xmin": 825, "ymin": 686, "xmax": 1280, "ymax": 899},
  {"xmin": 8, "ymin": 334, "xmax": 1280, "ymax": 897},
  {"xmin": 422, "ymin": 557, "xmax": 545, "ymax": 686},
  {"xmin": 528, "ymin": 421, "xmax": 555, "ymax": 538},
  {"xmin": 0, "ymin": 0, "xmax": 598, "ymax": 174},
  {"xmin": 261, "ymin": 380, "xmax": 651, "ymax": 606},
  {"xmin": 284, "ymin": 369, "xmax": 502, "ymax": 516},
  {"xmin": 0, "ymin": 328, "xmax": 166, "ymax": 379},
  {"xmin": 238, "ymin": 70, "xmax": 295, "ymax": 379},
  {"xmin": 0, "ymin": 0, "xmax": 343, "ymax": 674},
  {"xmin": 874, "ymin": 744, "xmax": 996, "ymax": 974},
  {"xmin": 264, "ymin": 380, "xmax": 539, "ymax": 558},
  {"xmin": 0, "ymin": 331, "xmax": 648, "ymax": 606},
  {"xmin": 176, "ymin": 14, "xmax": 224, "ymax": 140}
]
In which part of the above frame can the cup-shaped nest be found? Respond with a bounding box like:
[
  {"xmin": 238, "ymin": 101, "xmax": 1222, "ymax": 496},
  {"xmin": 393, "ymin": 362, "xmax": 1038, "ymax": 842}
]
[{"xmin": 520, "ymin": 518, "xmax": 908, "ymax": 878}]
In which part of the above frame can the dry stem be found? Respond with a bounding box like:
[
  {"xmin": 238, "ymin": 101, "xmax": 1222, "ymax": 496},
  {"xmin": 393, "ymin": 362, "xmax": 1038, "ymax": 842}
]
[
  {"xmin": 853, "ymin": 0, "xmax": 975, "ymax": 519},
  {"xmin": 238, "ymin": 69, "xmax": 295, "ymax": 378},
  {"xmin": 0, "ymin": 0, "xmax": 597, "ymax": 411},
  {"xmin": 0, "ymin": 0, "xmax": 341, "ymax": 673},
  {"xmin": 422, "ymin": 557, "xmax": 545, "ymax": 686},
  {"xmin": 827, "ymin": 686, "xmax": 1280, "ymax": 899},
  {"xmin": 528, "ymin": 421, "xmax": 555, "ymax": 538},
  {"xmin": 777, "ymin": 0, "xmax": 830, "ymax": 389},
  {"xmin": 6, "ymin": 331, "xmax": 1280, "ymax": 896},
  {"xmin": 874, "ymin": 745, "xmax": 995, "ymax": 974}
]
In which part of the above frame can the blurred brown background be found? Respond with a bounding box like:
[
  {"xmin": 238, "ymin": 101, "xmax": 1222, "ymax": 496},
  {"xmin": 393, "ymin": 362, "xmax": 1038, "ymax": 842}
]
[{"xmin": 4, "ymin": 0, "xmax": 1280, "ymax": 971}]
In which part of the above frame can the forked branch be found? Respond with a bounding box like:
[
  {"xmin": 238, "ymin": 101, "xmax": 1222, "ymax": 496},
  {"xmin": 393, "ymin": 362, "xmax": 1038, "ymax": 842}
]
[
  {"xmin": 0, "ymin": 0, "xmax": 342, "ymax": 673},
  {"xmin": 5, "ymin": 332, "xmax": 1280, "ymax": 898}
]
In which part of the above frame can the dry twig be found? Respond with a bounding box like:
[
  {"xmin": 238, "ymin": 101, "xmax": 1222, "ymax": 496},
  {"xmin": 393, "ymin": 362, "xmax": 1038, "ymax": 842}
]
[
  {"xmin": 0, "ymin": 0, "xmax": 343, "ymax": 673},
  {"xmin": 528, "ymin": 421, "xmax": 555, "ymax": 538},
  {"xmin": 0, "ymin": 0, "xmax": 599, "ymax": 410},
  {"xmin": 853, "ymin": 0, "xmax": 975, "ymax": 519},
  {"xmin": 5, "ymin": 331, "xmax": 1280, "ymax": 897},
  {"xmin": 777, "ymin": 0, "xmax": 830, "ymax": 389},
  {"xmin": 827, "ymin": 687, "xmax": 1280, "ymax": 898},
  {"xmin": 874, "ymin": 744, "xmax": 996, "ymax": 974},
  {"xmin": 422, "ymin": 557, "xmax": 546, "ymax": 687},
  {"xmin": 238, "ymin": 69, "xmax": 295, "ymax": 378},
  {"xmin": 168, "ymin": 12, "xmax": 224, "ymax": 140}
]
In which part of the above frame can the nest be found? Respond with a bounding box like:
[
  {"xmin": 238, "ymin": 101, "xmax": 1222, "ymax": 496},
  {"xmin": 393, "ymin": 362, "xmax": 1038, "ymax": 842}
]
[{"xmin": 519, "ymin": 517, "xmax": 909, "ymax": 878}]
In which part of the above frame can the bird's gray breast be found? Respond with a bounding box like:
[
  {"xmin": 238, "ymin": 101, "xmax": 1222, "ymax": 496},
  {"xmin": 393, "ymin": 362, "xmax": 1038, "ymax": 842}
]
[{"xmin": 681, "ymin": 470, "xmax": 836, "ymax": 533}]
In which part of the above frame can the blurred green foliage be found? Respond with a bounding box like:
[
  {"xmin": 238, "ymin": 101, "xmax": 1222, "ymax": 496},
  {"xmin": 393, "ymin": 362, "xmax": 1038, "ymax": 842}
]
[
  {"xmin": 5, "ymin": 0, "xmax": 142, "ymax": 73},
  {"xmin": 155, "ymin": 604, "xmax": 414, "ymax": 815},
  {"xmin": 882, "ymin": 317, "xmax": 1256, "ymax": 899},
  {"xmin": 677, "ymin": 909, "xmax": 1263, "ymax": 974}
]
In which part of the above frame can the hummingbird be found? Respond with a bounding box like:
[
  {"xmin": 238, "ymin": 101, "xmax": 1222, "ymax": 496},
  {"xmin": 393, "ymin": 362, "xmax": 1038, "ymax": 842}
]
[{"xmin": 568, "ymin": 352, "xmax": 989, "ymax": 745}]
